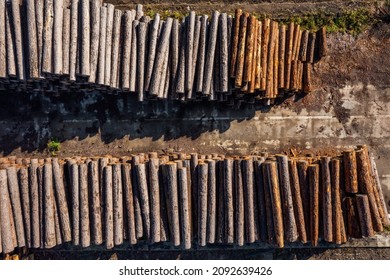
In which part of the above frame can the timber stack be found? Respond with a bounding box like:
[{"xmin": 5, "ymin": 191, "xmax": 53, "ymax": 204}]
[
  {"xmin": 0, "ymin": 145, "xmax": 389, "ymax": 254},
  {"xmin": 0, "ymin": 1, "xmax": 326, "ymax": 105}
]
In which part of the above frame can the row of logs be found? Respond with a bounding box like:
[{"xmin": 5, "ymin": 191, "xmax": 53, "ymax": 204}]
[
  {"xmin": 0, "ymin": 1, "xmax": 325, "ymax": 104},
  {"xmin": 0, "ymin": 146, "xmax": 389, "ymax": 253}
]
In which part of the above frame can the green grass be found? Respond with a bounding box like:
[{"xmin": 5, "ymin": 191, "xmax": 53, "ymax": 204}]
[{"xmin": 47, "ymin": 139, "xmax": 61, "ymax": 157}]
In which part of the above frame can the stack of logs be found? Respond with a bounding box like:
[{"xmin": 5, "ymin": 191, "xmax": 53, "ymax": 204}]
[
  {"xmin": 0, "ymin": 146, "xmax": 388, "ymax": 254},
  {"xmin": 0, "ymin": 1, "xmax": 326, "ymax": 105}
]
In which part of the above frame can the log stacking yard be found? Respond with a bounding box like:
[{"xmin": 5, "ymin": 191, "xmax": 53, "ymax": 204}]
[
  {"xmin": 0, "ymin": 145, "xmax": 389, "ymax": 254},
  {"xmin": 0, "ymin": 0, "xmax": 326, "ymax": 104}
]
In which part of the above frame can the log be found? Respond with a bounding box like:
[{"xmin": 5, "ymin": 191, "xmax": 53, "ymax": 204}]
[
  {"xmin": 175, "ymin": 18, "xmax": 186, "ymax": 95},
  {"xmin": 43, "ymin": 163, "xmax": 56, "ymax": 248},
  {"xmin": 195, "ymin": 15, "xmax": 207, "ymax": 92},
  {"xmin": 104, "ymin": 4, "xmax": 114, "ymax": 85},
  {"xmin": 204, "ymin": 160, "xmax": 216, "ymax": 245},
  {"xmin": 224, "ymin": 158, "xmax": 234, "ymax": 243},
  {"xmin": 254, "ymin": 158, "xmax": 267, "ymax": 242},
  {"xmin": 0, "ymin": 169, "xmax": 16, "ymax": 253},
  {"xmin": 79, "ymin": 0, "xmax": 90, "ymax": 76},
  {"xmin": 69, "ymin": 0, "xmax": 78, "ymax": 81},
  {"xmin": 129, "ymin": 19, "xmax": 138, "ymax": 91},
  {"xmin": 242, "ymin": 157, "xmax": 256, "ymax": 243},
  {"xmin": 11, "ymin": 0, "xmax": 25, "ymax": 79},
  {"xmin": 18, "ymin": 167, "xmax": 31, "ymax": 247},
  {"xmin": 308, "ymin": 164, "xmax": 319, "ymax": 246},
  {"xmin": 135, "ymin": 163, "xmax": 150, "ymax": 240},
  {"xmin": 131, "ymin": 156, "xmax": 143, "ymax": 239},
  {"xmin": 170, "ymin": 18, "xmax": 179, "ymax": 98},
  {"xmin": 0, "ymin": 0, "xmax": 5, "ymax": 78},
  {"xmin": 29, "ymin": 159, "xmax": 40, "ymax": 248},
  {"xmin": 317, "ymin": 27, "xmax": 327, "ymax": 58},
  {"xmin": 178, "ymin": 167, "xmax": 191, "ymax": 249},
  {"xmin": 42, "ymin": 0, "xmax": 53, "ymax": 75},
  {"xmin": 158, "ymin": 36, "xmax": 169, "ymax": 99},
  {"xmin": 230, "ymin": 9, "xmax": 242, "ymax": 78},
  {"xmin": 284, "ymin": 22, "xmax": 294, "ymax": 90},
  {"xmin": 144, "ymin": 13, "xmax": 160, "ymax": 92},
  {"xmin": 38, "ymin": 165, "xmax": 44, "ymax": 247},
  {"xmin": 185, "ymin": 11, "xmax": 195, "ymax": 94},
  {"xmin": 88, "ymin": 161, "xmax": 103, "ymax": 245},
  {"xmin": 307, "ymin": 32, "xmax": 316, "ymax": 63},
  {"xmin": 5, "ymin": 3, "xmax": 16, "ymax": 77},
  {"xmin": 289, "ymin": 159, "xmax": 307, "ymax": 243},
  {"xmin": 53, "ymin": 0, "xmax": 64, "ymax": 75},
  {"xmin": 278, "ymin": 24, "xmax": 286, "ymax": 89},
  {"xmin": 216, "ymin": 160, "xmax": 225, "ymax": 243},
  {"xmin": 243, "ymin": 15, "xmax": 256, "ymax": 85},
  {"xmin": 163, "ymin": 162, "xmax": 180, "ymax": 246},
  {"xmin": 263, "ymin": 161, "xmax": 284, "ymax": 248},
  {"xmin": 320, "ymin": 157, "xmax": 333, "ymax": 242},
  {"xmin": 97, "ymin": 5, "xmax": 107, "ymax": 85},
  {"xmin": 135, "ymin": 4, "xmax": 143, "ymax": 20},
  {"xmin": 370, "ymin": 156, "xmax": 390, "ymax": 225},
  {"xmin": 35, "ymin": 0, "xmax": 44, "ymax": 77},
  {"xmin": 110, "ymin": 9, "xmax": 122, "ymax": 88},
  {"xmin": 273, "ymin": 22, "xmax": 279, "ymax": 97},
  {"xmin": 296, "ymin": 160, "xmax": 309, "ymax": 236},
  {"xmin": 103, "ymin": 166, "xmax": 114, "ymax": 249},
  {"xmin": 52, "ymin": 158, "xmax": 71, "ymax": 242},
  {"xmin": 330, "ymin": 159, "xmax": 342, "ymax": 244},
  {"xmin": 219, "ymin": 13, "xmax": 228, "ymax": 93},
  {"xmin": 62, "ymin": 5, "xmax": 70, "ymax": 75},
  {"xmin": 202, "ymin": 11, "xmax": 219, "ymax": 95},
  {"xmin": 79, "ymin": 163, "xmax": 90, "ymax": 247},
  {"xmin": 276, "ymin": 155, "xmax": 298, "ymax": 242},
  {"xmin": 148, "ymin": 158, "xmax": 160, "ymax": 243},
  {"xmin": 159, "ymin": 162, "xmax": 170, "ymax": 242},
  {"xmin": 343, "ymin": 150, "xmax": 358, "ymax": 193},
  {"xmin": 149, "ymin": 18, "xmax": 173, "ymax": 96},
  {"xmin": 189, "ymin": 15, "xmax": 201, "ymax": 97},
  {"xmin": 265, "ymin": 21, "xmax": 276, "ymax": 98},
  {"xmin": 53, "ymin": 186, "xmax": 62, "ymax": 246},
  {"xmin": 346, "ymin": 197, "xmax": 361, "ymax": 238},
  {"xmin": 234, "ymin": 159, "xmax": 244, "ymax": 246},
  {"xmin": 303, "ymin": 62, "xmax": 312, "ymax": 93},
  {"xmin": 122, "ymin": 164, "xmax": 137, "ymax": 245},
  {"xmin": 198, "ymin": 162, "xmax": 208, "ymax": 246},
  {"xmin": 356, "ymin": 194, "xmax": 375, "ymax": 237},
  {"xmin": 6, "ymin": 167, "xmax": 25, "ymax": 247},
  {"xmin": 89, "ymin": 0, "xmax": 100, "ymax": 83},
  {"xmin": 70, "ymin": 163, "xmax": 79, "ymax": 245},
  {"xmin": 299, "ymin": 30, "xmax": 309, "ymax": 62},
  {"xmin": 234, "ymin": 12, "xmax": 247, "ymax": 88},
  {"xmin": 120, "ymin": 11, "xmax": 133, "ymax": 89},
  {"xmin": 25, "ymin": 0, "xmax": 39, "ymax": 79},
  {"xmin": 356, "ymin": 148, "xmax": 383, "ymax": 232},
  {"xmin": 111, "ymin": 164, "xmax": 124, "ymax": 245},
  {"xmin": 254, "ymin": 20, "xmax": 262, "ymax": 89}
]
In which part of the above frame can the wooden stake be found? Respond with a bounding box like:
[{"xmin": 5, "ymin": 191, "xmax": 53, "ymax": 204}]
[
  {"xmin": 18, "ymin": 167, "xmax": 31, "ymax": 247},
  {"xmin": 308, "ymin": 164, "xmax": 319, "ymax": 246},
  {"xmin": 62, "ymin": 5, "xmax": 70, "ymax": 75},
  {"xmin": 129, "ymin": 19, "xmax": 138, "ymax": 91},
  {"xmin": 146, "ymin": 158, "xmax": 160, "ymax": 244},
  {"xmin": 242, "ymin": 157, "xmax": 256, "ymax": 243},
  {"xmin": 206, "ymin": 159, "xmax": 216, "ymax": 244},
  {"xmin": 185, "ymin": 11, "xmax": 195, "ymax": 94},
  {"xmin": 195, "ymin": 15, "xmax": 207, "ymax": 92},
  {"xmin": 103, "ymin": 166, "xmax": 114, "ymax": 249},
  {"xmin": 25, "ymin": 0, "xmax": 39, "ymax": 79},
  {"xmin": 111, "ymin": 164, "xmax": 123, "ymax": 245},
  {"xmin": 170, "ymin": 18, "xmax": 179, "ymax": 98},
  {"xmin": 177, "ymin": 167, "xmax": 191, "ymax": 249},
  {"xmin": 70, "ymin": 163, "xmax": 79, "ymax": 245},
  {"xmin": 79, "ymin": 163, "xmax": 90, "ymax": 247},
  {"xmin": 53, "ymin": 0, "xmax": 64, "ymax": 75}
]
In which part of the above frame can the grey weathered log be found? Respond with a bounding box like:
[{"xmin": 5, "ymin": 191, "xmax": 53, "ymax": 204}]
[
  {"xmin": 35, "ymin": 0, "xmax": 44, "ymax": 77},
  {"xmin": 164, "ymin": 162, "xmax": 180, "ymax": 246},
  {"xmin": 29, "ymin": 159, "xmax": 40, "ymax": 248},
  {"xmin": 206, "ymin": 159, "xmax": 216, "ymax": 244},
  {"xmin": 38, "ymin": 165, "xmax": 44, "ymax": 247},
  {"xmin": 11, "ymin": 0, "xmax": 25, "ymax": 79},
  {"xmin": 308, "ymin": 164, "xmax": 319, "ymax": 246},
  {"xmin": 224, "ymin": 158, "xmax": 234, "ymax": 243},
  {"xmin": 176, "ymin": 18, "xmax": 186, "ymax": 95},
  {"xmin": 43, "ymin": 163, "xmax": 56, "ymax": 248},
  {"xmin": 6, "ymin": 166, "xmax": 25, "ymax": 247},
  {"xmin": 5, "ymin": 5, "xmax": 16, "ymax": 77},
  {"xmin": 69, "ymin": 0, "xmax": 78, "ymax": 80},
  {"xmin": 104, "ymin": 165, "xmax": 114, "ymax": 249},
  {"xmin": 53, "ymin": 0, "xmax": 63, "ymax": 75},
  {"xmin": 144, "ymin": 13, "xmax": 160, "ymax": 92},
  {"xmin": 178, "ymin": 167, "xmax": 191, "ymax": 249},
  {"xmin": 79, "ymin": 163, "xmax": 90, "ymax": 247},
  {"xmin": 18, "ymin": 167, "xmax": 31, "ymax": 247},
  {"xmin": 79, "ymin": 0, "xmax": 90, "ymax": 76},
  {"xmin": 135, "ymin": 163, "xmax": 150, "ymax": 240},
  {"xmin": 370, "ymin": 156, "xmax": 390, "ymax": 225},
  {"xmin": 136, "ymin": 21, "xmax": 147, "ymax": 99},
  {"xmin": 52, "ymin": 158, "xmax": 71, "ymax": 242},
  {"xmin": 110, "ymin": 9, "xmax": 121, "ymax": 88},
  {"xmin": 149, "ymin": 17, "xmax": 173, "ymax": 96},
  {"xmin": 276, "ymin": 155, "xmax": 298, "ymax": 242},
  {"xmin": 188, "ymin": 15, "xmax": 201, "ymax": 98},
  {"xmin": 160, "ymin": 41, "xmax": 170, "ymax": 99},
  {"xmin": 129, "ymin": 19, "xmax": 138, "ymax": 91},
  {"xmin": 202, "ymin": 11, "xmax": 219, "ymax": 95},
  {"xmin": 263, "ymin": 161, "xmax": 284, "ymax": 248},
  {"xmin": 131, "ymin": 156, "xmax": 143, "ymax": 239},
  {"xmin": 254, "ymin": 158, "xmax": 267, "ymax": 242},
  {"xmin": 195, "ymin": 15, "xmax": 207, "ymax": 92},
  {"xmin": 219, "ymin": 13, "xmax": 228, "ymax": 92},
  {"xmin": 120, "ymin": 10, "xmax": 133, "ymax": 89},
  {"xmin": 104, "ymin": 4, "xmax": 114, "ymax": 85},
  {"xmin": 169, "ymin": 18, "xmax": 179, "ymax": 98},
  {"xmin": 297, "ymin": 160, "xmax": 310, "ymax": 240},
  {"xmin": 88, "ymin": 0, "xmax": 100, "ymax": 82},
  {"xmin": 122, "ymin": 164, "xmax": 137, "ymax": 245},
  {"xmin": 0, "ymin": 169, "xmax": 16, "ymax": 253},
  {"xmin": 356, "ymin": 194, "xmax": 375, "ymax": 237},
  {"xmin": 135, "ymin": 4, "xmax": 143, "ymax": 20},
  {"xmin": 198, "ymin": 162, "xmax": 208, "ymax": 246},
  {"xmin": 0, "ymin": 0, "xmax": 6, "ymax": 78},
  {"xmin": 148, "ymin": 158, "xmax": 160, "ymax": 243},
  {"xmin": 25, "ymin": 0, "xmax": 39, "ymax": 79},
  {"xmin": 289, "ymin": 159, "xmax": 307, "ymax": 243},
  {"xmin": 215, "ymin": 160, "xmax": 225, "ymax": 243},
  {"xmin": 112, "ymin": 164, "xmax": 123, "ymax": 245},
  {"xmin": 42, "ymin": 0, "xmax": 54, "ymax": 75},
  {"xmin": 97, "ymin": 5, "xmax": 107, "ymax": 85},
  {"xmin": 88, "ymin": 160, "xmax": 103, "ymax": 245},
  {"xmin": 242, "ymin": 157, "xmax": 256, "ymax": 243},
  {"xmin": 62, "ymin": 6, "xmax": 70, "ymax": 75},
  {"xmin": 53, "ymin": 187, "xmax": 62, "ymax": 245},
  {"xmin": 185, "ymin": 11, "xmax": 195, "ymax": 94},
  {"xmin": 234, "ymin": 159, "xmax": 244, "ymax": 246},
  {"xmin": 70, "ymin": 163, "xmax": 79, "ymax": 245},
  {"xmin": 321, "ymin": 157, "xmax": 333, "ymax": 242}
]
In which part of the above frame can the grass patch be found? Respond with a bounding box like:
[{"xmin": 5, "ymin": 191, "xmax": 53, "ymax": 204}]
[{"xmin": 47, "ymin": 139, "xmax": 61, "ymax": 157}]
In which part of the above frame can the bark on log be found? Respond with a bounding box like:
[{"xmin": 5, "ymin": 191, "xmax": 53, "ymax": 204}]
[
  {"xmin": 11, "ymin": 0, "xmax": 25, "ymax": 79},
  {"xmin": 289, "ymin": 159, "xmax": 307, "ymax": 243},
  {"xmin": 297, "ymin": 160, "xmax": 310, "ymax": 240},
  {"xmin": 254, "ymin": 158, "xmax": 267, "ymax": 242},
  {"xmin": 330, "ymin": 159, "xmax": 342, "ymax": 244},
  {"xmin": 317, "ymin": 27, "xmax": 327, "ymax": 58},
  {"xmin": 135, "ymin": 4, "xmax": 143, "ymax": 20},
  {"xmin": 343, "ymin": 150, "xmax": 358, "ymax": 193},
  {"xmin": 131, "ymin": 156, "xmax": 143, "ymax": 239},
  {"xmin": 79, "ymin": 0, "xmax": 90, "ymax": 76},
  {"xmin": 215, "ymin": 160, "xmax": 225, "ymax": 243},
  {"xmin": 265, "ymin": 20, "xmax": 277, "ymax": 97},
  {"xmin": 62, "ymin": 6, "xmax": 70, "ymax": 75},
  {"xmin": 224, "ymin": 158, "xmax": 234, "ymax": 243},
  {"xmin": 346, "ymin": 197, "xmax": 362, "ymax": 238},
  {"xmin": 53, "ymin": 0, "xmax": 63, "ymax": 75},
  {"xmin": 97, "ymin": 5, "xmax": 107, "ymax": 85},
  {"xmin": 147, "ymin": 158, "xmax": 160, "ymax": 243},
  {"xmin": 276, "ymin": 155, "xmax": 298, "ymax": 242},
  {"xmin": 308, "ymin": 164, "xmax": 319, "ymax": 246},
  {"xmin": 185, "ymin": 11, "xmax": 195, "ymax": 94},
  {"xmin": 175, "ymin": 18, "xmax": 186, "ymax": 95},
  {"xmin": 219, "ymin": 13, "xmax": 228, "ymax": 93},
  {"xmin": 120, "ymin": 10, "xmax": 133, "ymax": 89},
  {"xmin": 88, "ymin": 161, "xmax": 103, "ymax": 245},
  {"xmin": 112, "ymin": 164, "xmax": 123, "ymax": 245},
  {"xmin": 356, "ymin": 194, "xmax": 375, "ymax": 237},
  {"xmin": 178, "ymin": 167, "xmax": 191, "ymax": 249},
  {"xmin": 273, "ymin": 22, "xmax": 279, "ymax": 97},
  {"xmin": 170, "ymin": 18, "xmax": 179, "ymax": 98},
  {"xmin": 129, "ymin": 19, "xmax": 138, "ymax": 91},
  {"xmin": 144, "ymin": 13, "xmax": 160, "ymax": 92},
  {"xmin": 29, "ymin": 159, "xmax": 40, "ymax": 248},
  {"xmin": 234, "ymin": 159, "xmax": 244, "ymax": 246},
  {"xmin": 122, "ymin": 164, "xmax": 137, "ymax": 245},
  {"xmin": 25, "ymin": 0, "xmax": 39, "ymax": 79},
  {"xmin": 135, "ymin": 163, "xmax": 150, "ymax": 240},
  {"xmin": 103, "ymin": 166, "xmax": 114, "ymax": 249},
  {"xmin": 104, "ymin": 4, "xmax": 114, "ymax": 85},
  {"xmin": 195, "ymin": 15, "xmax": 207, "ymax": 93},
  {"xmin": 42, "ymin": 0, "xmax": 54, "ymax": 75},
  {"xmin": 234, "ymin": 13, "xmax": 247, "ymax": 88},
  {"xmin": 18, "ymin": 167, "xmax": 31, "ymax": 247},
  {"xmin": 254, "ymin": 20, "xmax": 262, "ymax": 89},
  {"xmin": 320, "ymin": 157, "xmax": 333, "ymax": 242},
  {"xmin": 0, "ymin": 169, "xmax": 16, "ymax": 253},
  {"xmin": 243, "ymin": 15, "xmax": 256, "ymax": 83},
  {"xmin": 69, "ymin": 0, "xmax": 78, "ymax": 80},
  {"xmin": 307, "ymin": 32, "xmax": 316, "ymax": 63},
  {"xmin": 230, "ymin": 9, "xmax": 242, "ymax": 78},
  {"xmin": 43, "ymin": 163, "xmax": 56, "ymax": 248},
  {"xmin": 5, "ymin": 5, "xmax": 16, "ymax": 77},
  {"xmin": 79, "ymin": 163, "xmax": 90, "ymax": 247},
  {"xmin": 109, "ymin": 9, "xmax": 121, "ymax": 88},
  {"xmin": 70, "ymin": 163, "xmax": 79, "ymax": 245},
  {"xmin": 242, "ymin": 157, "xmax": 256, "ymax": 243},
  {"xmin": 278, "ymin": 24, "xmax": 286, "ymax": 89},
  {"xmin": 89, "ymin": 0, "xmax": 100, "ymax": 82},
  {"xmin": 299, "ymin": 30, "xmax": 309, "ymax": 62},
  {"xmin": 198, "ymin": 162, "xmax": 208, "ymax": 246},
  {"xmin": 284, "ymin": 22, "xmax": 294, "ymax": 90}
]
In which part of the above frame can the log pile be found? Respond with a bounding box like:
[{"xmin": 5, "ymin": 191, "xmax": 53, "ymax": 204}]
[
  {"xmin": 0, "ymin": 146, "xmax": 388, "ymax": 253},
  {"xmin": 0, "ymin": 1, "xmax": 326, "ymax": 105}
]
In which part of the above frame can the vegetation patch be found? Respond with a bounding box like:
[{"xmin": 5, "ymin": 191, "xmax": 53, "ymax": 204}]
[{"xmin": 47, "ymin": 139, "xmax": 61, "ymax": 157}]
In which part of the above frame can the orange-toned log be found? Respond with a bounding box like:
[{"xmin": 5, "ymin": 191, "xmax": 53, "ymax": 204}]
[
  {"xmin": 230, "ymin": 9, "xmax": 242, "ymax": 78},
  {"xmin": 343, "ymin": 150, "xmax": 358, "ymax": 193},
  {"xmin": 260, "ymin": 19, "xmax": 270, "ymax": 91},
  {"xmin": 234, "ymin": 13, "xmax": 248, "ymax": 88}
]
